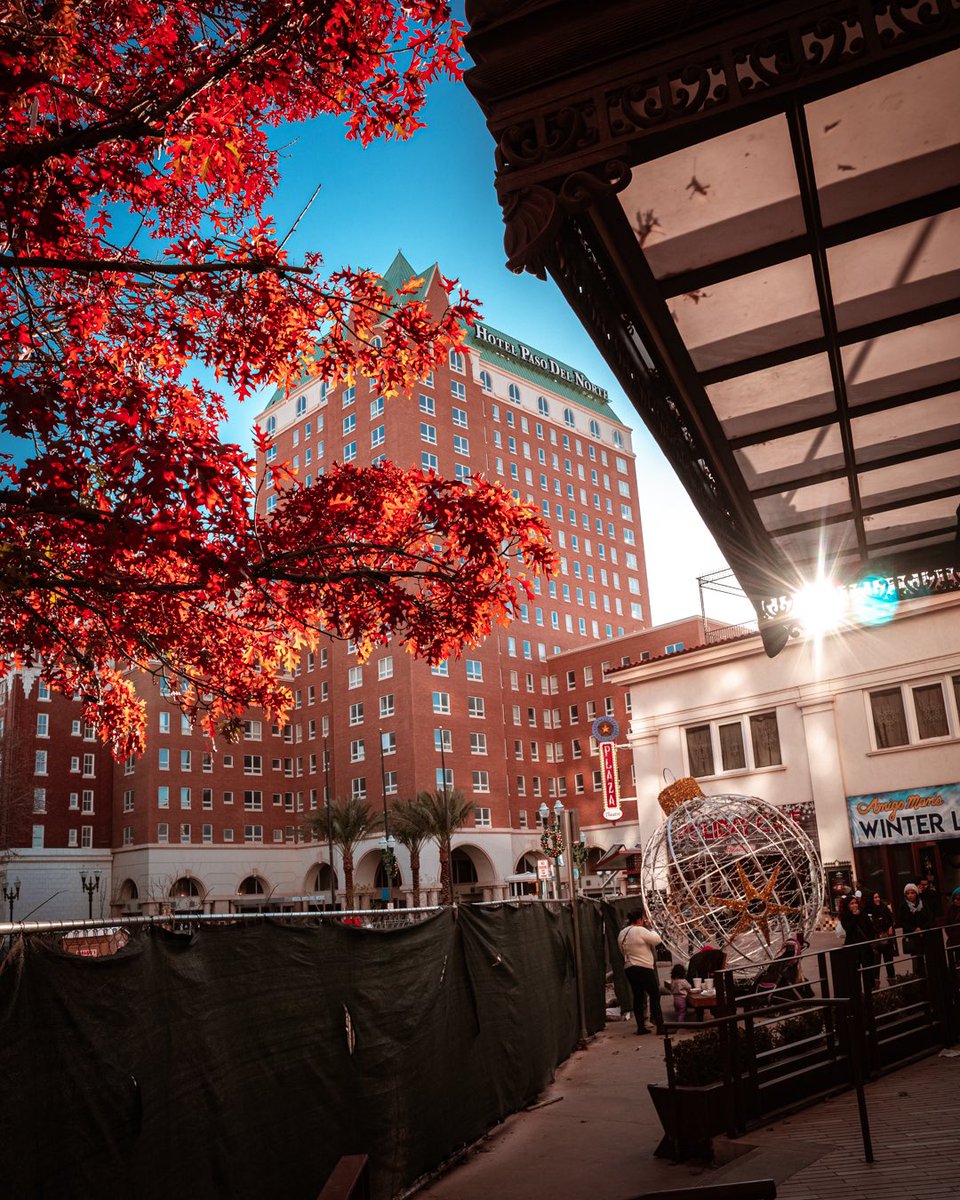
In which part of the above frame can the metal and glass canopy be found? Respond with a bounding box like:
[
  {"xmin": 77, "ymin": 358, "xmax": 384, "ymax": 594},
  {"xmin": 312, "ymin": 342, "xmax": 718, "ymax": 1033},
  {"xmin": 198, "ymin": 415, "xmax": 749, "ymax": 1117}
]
[{"xmin": 465, "ymin": 0, "xmax": 960, "ymax": 653}]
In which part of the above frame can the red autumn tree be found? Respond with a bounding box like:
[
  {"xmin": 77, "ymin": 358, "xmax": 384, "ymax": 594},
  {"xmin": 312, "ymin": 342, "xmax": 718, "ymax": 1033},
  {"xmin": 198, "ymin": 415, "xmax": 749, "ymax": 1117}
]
[{"xmin": 0, "ymin": 1, "xmax": 556, "ymax": 757}]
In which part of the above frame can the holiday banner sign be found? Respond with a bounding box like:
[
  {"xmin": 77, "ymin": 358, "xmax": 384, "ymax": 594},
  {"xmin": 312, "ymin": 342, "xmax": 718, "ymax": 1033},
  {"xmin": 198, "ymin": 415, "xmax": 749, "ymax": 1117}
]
[
  {"xmin": 846, "ymin": 782, "xmax": 960, "ymax": 847},
  {"xmin": 671, "ymin": 800, "xmax": 820, "ymax": 855}
]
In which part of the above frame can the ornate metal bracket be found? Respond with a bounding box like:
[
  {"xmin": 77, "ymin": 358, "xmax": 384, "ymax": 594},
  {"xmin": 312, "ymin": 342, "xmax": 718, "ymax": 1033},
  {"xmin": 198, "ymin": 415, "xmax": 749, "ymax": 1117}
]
[{"xmin": 501, "ymin": 160, "xmax": 632, "ymax": 278}]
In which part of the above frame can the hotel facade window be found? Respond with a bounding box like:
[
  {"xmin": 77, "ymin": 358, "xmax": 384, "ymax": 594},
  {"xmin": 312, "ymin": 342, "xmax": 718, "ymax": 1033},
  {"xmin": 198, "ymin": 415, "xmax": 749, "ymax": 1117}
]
[
  {"xmin": 685, "ymin": 711, "xmax": 782, "ymax": 778},
  {"xmin": 867, "ymin": 674, "xmax": 960, "ymax": 749}
]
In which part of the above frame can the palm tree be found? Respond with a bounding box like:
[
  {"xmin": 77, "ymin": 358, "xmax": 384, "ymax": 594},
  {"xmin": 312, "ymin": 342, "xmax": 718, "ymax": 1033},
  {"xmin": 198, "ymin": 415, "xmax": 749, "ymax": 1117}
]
[
  {"xmin": 309, "ymin": 797, "xmax": 382, "ymax": 910},
  {"xmin": 390, "ymin": 796, "xmax": 433, "ymax": 908},
  {"xmin": 417, "ymin": 788, "xmax": 474, "ymax": 905}
]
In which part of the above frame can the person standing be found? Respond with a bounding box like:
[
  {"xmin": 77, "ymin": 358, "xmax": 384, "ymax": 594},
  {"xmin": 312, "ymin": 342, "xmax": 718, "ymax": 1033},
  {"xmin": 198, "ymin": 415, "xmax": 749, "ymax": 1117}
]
[
  {"xmin": 898, "ymin": 883, "xmax": 934, "ymax": 974},
  {"xmin": 942, "ymin": 887, "xmax": 960, "ymax": 971},
  {"xmin": 918, "ymin": 877, "xmax": 941, "ymax": 922},
  {"xmin": 669, "ymin": 963, "xmax": 693, "ymax": 1022},
  {"xmin": 841, "ymin": 894, "xmax": 878, "ymax": 990},
  {"xmin": 618, "ymin": 910, "xmax": 665, "ymax": 1035},
  {"xmin": 867, "ymin": 891, "xmax": 897, "ymax": 984}
]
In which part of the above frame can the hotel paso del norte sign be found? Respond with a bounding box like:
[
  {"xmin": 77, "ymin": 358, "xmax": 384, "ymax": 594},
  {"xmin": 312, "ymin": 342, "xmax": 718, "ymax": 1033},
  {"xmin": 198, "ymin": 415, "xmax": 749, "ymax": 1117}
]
[{"xmin": 592, "ymin": 717, "xmax": 622, "ymax": 822}]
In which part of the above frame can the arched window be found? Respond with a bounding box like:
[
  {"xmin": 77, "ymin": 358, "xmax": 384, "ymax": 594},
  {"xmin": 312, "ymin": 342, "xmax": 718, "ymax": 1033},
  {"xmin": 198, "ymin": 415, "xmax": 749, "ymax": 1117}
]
[
  {"xmin": 265, "ymin": 415, "xmax": 276, "ymax": 436},
  {"xmin": 589, "ymin": 418, "xmax": 600, "ymax": 438},
  {"xmin": 479, "ymin": 369, "xmax": 493, "ymax": 393},
  {"xmin": 118, "ymin": 878, "xmax": 139, "ymax": 902},
  {"xmin": 238, "ymin": 875, "xmax": 265, "ymax": 895},
  {"xmin": 537, "ymin": 396, "xmax": 549, "ymax": 416},
  {"xmin": 563, "ymin": 407, "xmax": 575, "ymax": 428},
  {"xmin": 508, "ymin": 383, "xmax": 521, "ymax": 404},
  {"xmin": 515, "ymin": 852, "xmax": 539, "ymax": 875},
  {"xmin": 613, "ymin": 430, "xmax": 624, "ymax": 448},
  {"xmin": 449, "ymin": 349, "xmax": 465, "ymax": 374},
  {"xmin": 371, "ymin": 335, "xmax": 382, "ymax": 349},
  {"xmin": 170, "ymin": 876, "xmax": 202, "ymax": 898}
]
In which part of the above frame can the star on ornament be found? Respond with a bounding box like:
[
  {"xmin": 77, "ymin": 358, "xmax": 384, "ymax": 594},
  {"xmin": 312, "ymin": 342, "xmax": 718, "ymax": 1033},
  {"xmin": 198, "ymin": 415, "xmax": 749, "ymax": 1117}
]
[{"xmin": 707, "ymin": 862, "xmax": 800, "ymax": 945}]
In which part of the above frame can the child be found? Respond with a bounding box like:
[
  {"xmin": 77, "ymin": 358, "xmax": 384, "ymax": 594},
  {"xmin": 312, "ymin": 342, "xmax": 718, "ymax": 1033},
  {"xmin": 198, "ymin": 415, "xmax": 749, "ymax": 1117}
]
[{"xmin": 669, "ymin": 962, "xmax": 693, "ymax": 1022}]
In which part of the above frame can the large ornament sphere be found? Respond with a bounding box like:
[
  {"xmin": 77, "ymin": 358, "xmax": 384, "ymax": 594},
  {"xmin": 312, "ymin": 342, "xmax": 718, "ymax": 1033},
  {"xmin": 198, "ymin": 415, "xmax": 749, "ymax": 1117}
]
[{"xmin": 641, "ymin": 779, "xmax": 824, "ymax": 973}]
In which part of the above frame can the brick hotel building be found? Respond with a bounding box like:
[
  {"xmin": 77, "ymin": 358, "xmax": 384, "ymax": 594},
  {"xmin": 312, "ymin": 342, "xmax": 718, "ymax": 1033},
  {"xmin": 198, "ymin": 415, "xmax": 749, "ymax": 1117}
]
[{"xmin": 2, "ymin": 254, "xmax": 712, "ymax": 920}]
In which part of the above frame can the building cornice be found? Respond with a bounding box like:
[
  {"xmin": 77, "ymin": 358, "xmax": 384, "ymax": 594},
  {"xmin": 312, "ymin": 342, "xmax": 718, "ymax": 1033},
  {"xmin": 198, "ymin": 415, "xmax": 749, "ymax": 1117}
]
[{"xmin": 615, "ymin": 594, "xmax": 960, "ymax": 717}]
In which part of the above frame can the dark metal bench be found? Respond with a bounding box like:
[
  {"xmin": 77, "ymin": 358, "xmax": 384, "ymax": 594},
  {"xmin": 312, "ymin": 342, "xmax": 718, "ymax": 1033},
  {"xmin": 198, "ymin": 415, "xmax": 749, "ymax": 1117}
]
[
  {"xmin": 317, "ymin": 1154, "xmax": 370, "ymax": 1200},
  {"xmin": 629, "ymin": 1180, "xmax": 776, "ymax": 1199}
]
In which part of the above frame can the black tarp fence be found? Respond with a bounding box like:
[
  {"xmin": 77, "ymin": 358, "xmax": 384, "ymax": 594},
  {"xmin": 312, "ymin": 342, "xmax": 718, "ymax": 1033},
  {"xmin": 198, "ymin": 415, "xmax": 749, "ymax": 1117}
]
[{"xmin": 0, "ymin": 900, "xmax": 609, "ymax": 1199}]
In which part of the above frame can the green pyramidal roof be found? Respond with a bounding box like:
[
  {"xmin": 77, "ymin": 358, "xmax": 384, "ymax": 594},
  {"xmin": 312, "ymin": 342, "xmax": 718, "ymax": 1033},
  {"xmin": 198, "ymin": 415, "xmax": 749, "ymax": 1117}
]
[
  {"xmin": 382, "ymin": 249, "xmax": 417, "ymax": 289},
  {"xmin": 379, "ymin": 250, "xmax": 436, "ymax": 307},
  {"xmin": 261, "ymin": 253, "xmax": 618, "ymax": 419},
  {"xmin": 261, "ymin": 251, "xmax": 437, "ymax": 411}
]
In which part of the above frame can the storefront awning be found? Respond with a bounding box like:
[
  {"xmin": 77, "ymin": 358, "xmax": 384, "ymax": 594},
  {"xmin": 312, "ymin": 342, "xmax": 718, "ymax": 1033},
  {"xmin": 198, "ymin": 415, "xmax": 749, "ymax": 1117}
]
[{"xmin": 465, "ymin": 0, "xmax": 960, "ymax": 653}]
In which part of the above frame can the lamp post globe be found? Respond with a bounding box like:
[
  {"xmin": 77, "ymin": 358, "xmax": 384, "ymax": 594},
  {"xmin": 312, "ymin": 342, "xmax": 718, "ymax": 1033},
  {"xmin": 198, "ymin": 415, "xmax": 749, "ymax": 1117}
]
[
  {"xmin": 3, "ymin": 878, "xmax": 20, "ymax": 922},
  {"xmin": 79, "ymin": 865, "xmax": 101, "ymax": 919}
]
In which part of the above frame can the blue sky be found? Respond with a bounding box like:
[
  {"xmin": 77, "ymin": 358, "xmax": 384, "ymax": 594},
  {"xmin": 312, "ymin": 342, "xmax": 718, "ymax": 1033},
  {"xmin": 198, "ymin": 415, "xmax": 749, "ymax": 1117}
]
[{"xmin": 224, "ymin": 34, "xmax": 752, "ymax": 628}]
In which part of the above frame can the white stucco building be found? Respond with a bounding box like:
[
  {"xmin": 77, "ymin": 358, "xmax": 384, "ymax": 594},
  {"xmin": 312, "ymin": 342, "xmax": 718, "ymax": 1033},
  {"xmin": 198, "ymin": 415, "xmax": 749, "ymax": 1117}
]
[{"xmin": 613, "ymin": 593, "xmax": 960, "ymax": 907}]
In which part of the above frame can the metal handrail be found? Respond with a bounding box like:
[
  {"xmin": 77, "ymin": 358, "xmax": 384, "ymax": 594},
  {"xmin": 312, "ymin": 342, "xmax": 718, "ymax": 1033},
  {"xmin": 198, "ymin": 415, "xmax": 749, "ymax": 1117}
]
[
  {"xmin": 0, "ymin": 905, "xmax": 444, "ymax": 936},
  {"xmin": 0, "ymin": 893, "xmax": 603, "ymax": 936},
  {"xmin": 659, "ymin": 995, "xmax": 873, "ymax": 1163},
  {"xmin": 661, "ymin": 992, "xmax": 844, "ymax": 1031}
]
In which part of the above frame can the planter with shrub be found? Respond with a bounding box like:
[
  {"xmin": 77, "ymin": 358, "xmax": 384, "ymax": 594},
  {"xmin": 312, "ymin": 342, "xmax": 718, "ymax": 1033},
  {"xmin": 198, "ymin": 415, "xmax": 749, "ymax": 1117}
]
[
  {"xmin": 648, "ymin": 1026, "xmax": 774, "ymax": 1159},
  {"xmin": 648, "ymin": 1009, "xmax": 847, "ymax": 1158}
]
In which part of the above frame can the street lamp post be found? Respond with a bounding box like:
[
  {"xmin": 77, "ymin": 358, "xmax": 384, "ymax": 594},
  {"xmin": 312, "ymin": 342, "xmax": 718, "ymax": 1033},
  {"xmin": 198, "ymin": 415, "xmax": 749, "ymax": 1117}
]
[
  {"xmin": 378, "ymin": 833, "xmax": 397, "ymax": 905},
  {"xmin": 2, "ymin": 877, "xmax": 20, "ymax": 922},
  {"xmin": 571, "ymin": 835, "xmax": 588, "ymax": 894},
  {"xmin": 558, "ymin": 808, "xmax": 590, "ymax": 1048},
  {"xmin": 438, "ymin": 727, "xmax": 449, "ymax": 798},
  {"xmin": 323, "ymin": 737, "xmax": 335, "ymax": 909},
  {"xmin": 79, "ymin": 866, "xmax": 101, "ymax": 919},
  {"xmin": 538, "ymin": 799, "xmax": 565, "ymax": 900},
  {"xmin": 379, "ymin": 732, "xmax": 395, "ymax": 906}
]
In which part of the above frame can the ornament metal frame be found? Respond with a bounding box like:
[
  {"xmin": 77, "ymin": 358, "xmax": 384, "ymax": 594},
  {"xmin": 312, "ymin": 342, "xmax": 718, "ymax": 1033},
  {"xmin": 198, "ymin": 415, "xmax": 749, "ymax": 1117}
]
[{"xmin": 640, "ymin": 777, "xmax": 824, "ymax": 973}]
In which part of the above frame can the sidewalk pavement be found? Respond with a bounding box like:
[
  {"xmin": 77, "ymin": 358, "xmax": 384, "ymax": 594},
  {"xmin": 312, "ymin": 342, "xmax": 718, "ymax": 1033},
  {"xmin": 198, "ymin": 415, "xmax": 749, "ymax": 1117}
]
[{"xmin": 415, "ymin": 1015, "xmax": 960, "ymax": 1200}]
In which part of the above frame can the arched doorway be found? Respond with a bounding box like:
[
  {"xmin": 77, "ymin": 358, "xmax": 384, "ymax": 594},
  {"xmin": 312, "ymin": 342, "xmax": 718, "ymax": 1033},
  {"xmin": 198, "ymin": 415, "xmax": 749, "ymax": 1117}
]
[
  {"xmin": 508, "ymin": 853, "xmax": 539, "ymax": 897},
  {"xmin": 451, "ymin": 847, "xmax": 482, "ymax": 902},
  {"xmin": 304, "ymin": 862, "xmax": 339, "ymax": 911},
  {"xmin": 234, "ymin": 873, "xmax": 270, "ymax": 914},
  {"xmin": 307, "ymin": 862, "xmax": 338, "ymax": 895},
  {"xmin": 373, "ymin": 858, "xmax": 403, "ymax": 891}
]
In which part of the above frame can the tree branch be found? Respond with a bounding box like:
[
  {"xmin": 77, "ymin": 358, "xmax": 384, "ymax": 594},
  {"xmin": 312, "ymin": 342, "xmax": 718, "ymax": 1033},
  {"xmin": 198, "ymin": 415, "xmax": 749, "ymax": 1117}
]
[
  {"xmin": 0, "ymin": 254, "xmax": 310, "ymax": 276},
  {"xmin": 0, "ymin": 3, "xmax": 336, "ymax": 172}
]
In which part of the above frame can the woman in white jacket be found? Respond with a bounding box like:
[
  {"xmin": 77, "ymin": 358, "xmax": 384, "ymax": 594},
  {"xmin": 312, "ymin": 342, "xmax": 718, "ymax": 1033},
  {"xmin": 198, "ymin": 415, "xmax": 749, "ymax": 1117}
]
[{"xmin": 617, "ymin": 910, "xmax": 665, "ymax": 1034}]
